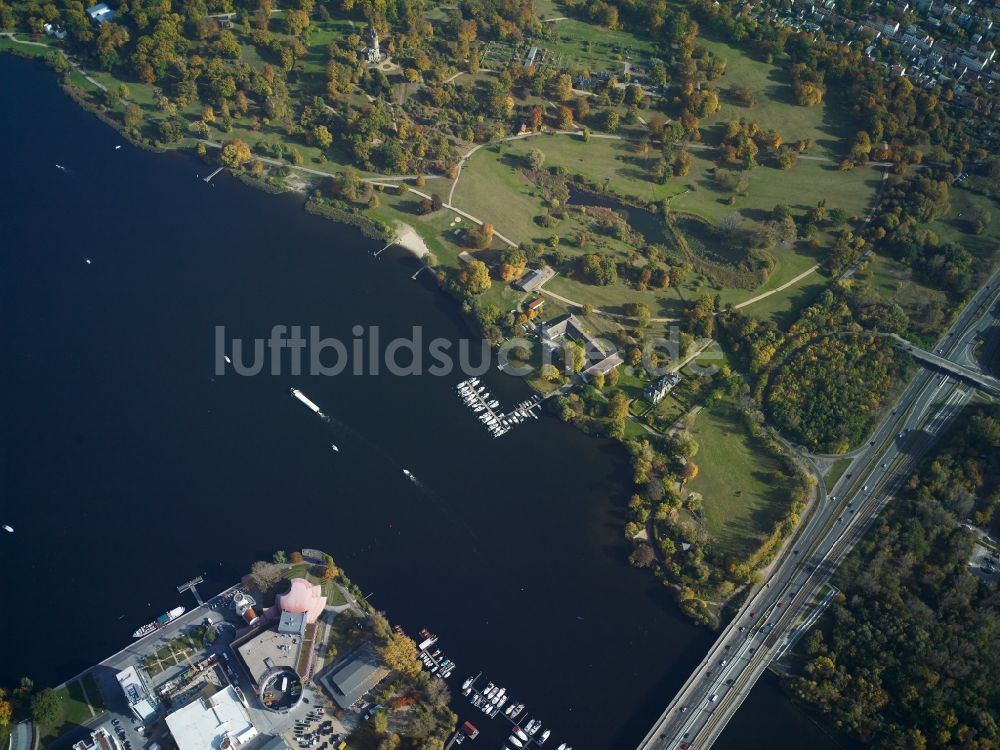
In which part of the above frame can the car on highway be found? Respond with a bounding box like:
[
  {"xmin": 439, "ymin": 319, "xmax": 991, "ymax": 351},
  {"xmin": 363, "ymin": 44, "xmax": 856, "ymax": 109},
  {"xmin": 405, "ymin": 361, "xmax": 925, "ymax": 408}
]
[
  {"xmin": 720, "ymin": 659, "xmax": 728, "ymax": 666},
  {"xmin": 679, "ymin": 706, "xmax": 688, "ymax": 713},
  {"xmin": 709, "ymin": 694, "xmax": 719, "ymax": 702}
]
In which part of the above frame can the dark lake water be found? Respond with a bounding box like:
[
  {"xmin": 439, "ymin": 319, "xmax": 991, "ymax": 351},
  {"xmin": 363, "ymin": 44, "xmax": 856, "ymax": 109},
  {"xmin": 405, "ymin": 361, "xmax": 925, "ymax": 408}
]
[{"xmin": 0, "ymin": 54, "xmax": 842, "ymax": 749}]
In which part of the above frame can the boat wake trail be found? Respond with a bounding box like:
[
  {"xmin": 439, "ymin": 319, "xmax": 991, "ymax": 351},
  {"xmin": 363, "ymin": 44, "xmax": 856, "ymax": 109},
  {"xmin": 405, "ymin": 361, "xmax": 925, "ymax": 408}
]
[{"xmin": 322, "ymin": 420, "xmax": 484, "ymax": 553}]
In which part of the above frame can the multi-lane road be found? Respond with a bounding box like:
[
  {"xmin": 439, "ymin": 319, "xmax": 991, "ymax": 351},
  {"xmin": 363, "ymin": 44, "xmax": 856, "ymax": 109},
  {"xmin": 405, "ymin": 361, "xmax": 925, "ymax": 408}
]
[{"xmin": 637, "ymin": 270, "xmax": 1000, "ymax": 750}]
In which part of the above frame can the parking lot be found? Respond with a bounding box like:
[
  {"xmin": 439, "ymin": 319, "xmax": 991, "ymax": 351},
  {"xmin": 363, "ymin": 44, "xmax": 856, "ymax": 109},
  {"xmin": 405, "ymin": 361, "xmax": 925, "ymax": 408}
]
[{"xmin": 969, "ymin": 542, "xmax": 1000, "ymax": 582}]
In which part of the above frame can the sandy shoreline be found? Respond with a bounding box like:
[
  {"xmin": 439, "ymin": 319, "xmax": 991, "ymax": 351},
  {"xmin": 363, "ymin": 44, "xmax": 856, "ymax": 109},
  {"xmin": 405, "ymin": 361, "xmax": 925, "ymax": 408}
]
[{"xmin": 393, "ymin": 221, "xmax": 430, "ymax": 258}]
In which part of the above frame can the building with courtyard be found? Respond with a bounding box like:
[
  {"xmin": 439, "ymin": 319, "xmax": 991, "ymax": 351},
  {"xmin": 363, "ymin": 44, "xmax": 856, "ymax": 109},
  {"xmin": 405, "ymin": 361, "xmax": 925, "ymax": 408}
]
[
  {"xmin": 540, "ymin": 313, "xmax": 622, "ymax": 381},
  {"xmin": 164, "ymin": 684, "xmax": 258, "ymax": 750}
]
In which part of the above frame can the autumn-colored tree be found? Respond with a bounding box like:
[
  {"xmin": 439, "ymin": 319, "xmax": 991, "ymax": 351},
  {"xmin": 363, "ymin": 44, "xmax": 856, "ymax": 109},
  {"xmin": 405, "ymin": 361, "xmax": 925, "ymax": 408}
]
[
  {"xmin": 530, "ymin": 106, "xmax": 544, "ymax": 131},
  {"xmin": 681, "ymin": 461, "xmax": 699, "ymax": 482},
  {"xmin": 629, "ymin": 544, "xmax": 655, "ymax": 568},
  {"xmin": 123, "ymin": 103, "xmax": 143, "ymax": 128},
  {"xmin": 285, "ymin": 8, "xmax": 309, "ymax": 35},
  {"xmin": 794, "ymin": 81, "xmax": 824, "ymax": 107},
  {"xmin": 290, "ymin": 551, "xmax": 304, "ymax": 564},
  {"xmin": 381, "ymin": 633, "xmax": 421, "ymax": 677},
  {"xmin": 221, "ymin": 138, "xmax": 252, "ymax": 168},
  {"xmin": 555, "ymin": 73, "xmax": 573, "ymax": 101},
  {"xmin": 312, "ymin": 124, "xmax": 333, "ymax": 149},
  {"xmin": 673, "ymin": 150, "xmax": 692, "ymax": 177},
  {"xmin": 557, "ymin": 105, "xmax": 573, "ymax": 130},
  {"xmin": 608, "ymin": 391, "xmax": 629, "ymax": 421},
  {"xmin": 565, "ymin": 341, "xmax": 585, "ymax": 372},
  {"xmin": 457, "ymin": 259, "xmax": 491, "ymax": 294}
]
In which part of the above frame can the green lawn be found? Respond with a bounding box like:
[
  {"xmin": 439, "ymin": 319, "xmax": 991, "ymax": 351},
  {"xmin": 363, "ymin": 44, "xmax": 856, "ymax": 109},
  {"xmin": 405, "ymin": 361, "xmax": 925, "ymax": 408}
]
[
  {"xmin": 922, "ymin": 187, "xmax": 1000, "ymax": 270},
  {"xmin": 668, "ymin": 147, "xmax": 880, "ymax": 229},
  {"xmin": 37, "ymin": 680, "xmax": 98, "ymax": 747},
  {"xmin": 0, "ymin": 35, "xmax": 54, "ymax": 57},
  {"xmin": 686, "ymin": 400, "xmax": 791, "ymax": 559},
  {"xmin": 824, "ymin": 458, "xmax": 852, "ymax": 489},
  {"xmin": 693, "ymin": 33, "xmax": 853, "ymax": 162},
  {"xmin": 858, "ymin": 254, "xmax": 947, "ymax": 337},
  {"xmin": 450, "ymin": 133, "xmax": 879, "ymax": 324}
]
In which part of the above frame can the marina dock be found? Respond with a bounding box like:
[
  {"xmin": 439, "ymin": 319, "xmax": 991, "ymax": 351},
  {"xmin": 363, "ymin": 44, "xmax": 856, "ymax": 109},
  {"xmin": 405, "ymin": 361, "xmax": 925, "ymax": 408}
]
[{"xmin": 456, "ymin": 379, "xmax": 541, "ymax": 438}]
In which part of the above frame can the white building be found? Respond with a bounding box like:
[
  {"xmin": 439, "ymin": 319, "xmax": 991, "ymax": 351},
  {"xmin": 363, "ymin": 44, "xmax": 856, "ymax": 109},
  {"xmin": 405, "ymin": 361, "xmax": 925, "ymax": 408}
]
[
  {"xmin": 116, "ymin": 666, "xmax": 157, "ymax": 722},
  {"xmin": 165, "ymin": 686, "xmax": 258, "ymax": 750}
]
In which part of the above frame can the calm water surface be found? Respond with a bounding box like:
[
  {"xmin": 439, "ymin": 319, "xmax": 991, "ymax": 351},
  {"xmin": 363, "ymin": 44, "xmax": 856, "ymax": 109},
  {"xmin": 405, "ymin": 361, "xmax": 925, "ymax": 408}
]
[{"xmin": 0, "ymin": 55, "xmax": 841, "ymax": 750}]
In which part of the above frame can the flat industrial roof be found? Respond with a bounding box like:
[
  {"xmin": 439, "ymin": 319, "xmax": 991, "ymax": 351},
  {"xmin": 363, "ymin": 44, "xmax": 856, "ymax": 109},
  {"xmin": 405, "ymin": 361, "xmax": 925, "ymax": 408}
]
[
  {"xmin": 165, "ymin": 685, "xmax": 257, "ymax": 750},
  {"xmin": 235, "ymin": 626, "xmax": 301, "ymax": 684}
]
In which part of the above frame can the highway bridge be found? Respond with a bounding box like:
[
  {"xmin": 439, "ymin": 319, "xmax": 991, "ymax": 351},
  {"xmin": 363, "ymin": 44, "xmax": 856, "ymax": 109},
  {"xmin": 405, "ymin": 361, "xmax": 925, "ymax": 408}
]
[
  {"xmin": 889, "ymin": 334, "xmax": 1000, "ymax": 396},
  {"xmin": 636, "ymin": 271, "xmax": 1000, "ymax": 750}
]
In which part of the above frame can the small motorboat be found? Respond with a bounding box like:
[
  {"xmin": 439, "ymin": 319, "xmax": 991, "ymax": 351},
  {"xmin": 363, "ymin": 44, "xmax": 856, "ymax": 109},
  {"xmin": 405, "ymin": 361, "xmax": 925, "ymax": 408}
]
[
  {"xmin": 538, "ymin": 730, "xmax": 551, "ymax": 744},
  {"xmin": 508, "ymin": 737, "xmax": 524, "ymax": 748},
  {"xmin": 224, "ymin": 355, "xmax": 231, "ymax": 364},
  {"xmin": 330, "ymin": 444, "xmax": 339, "ymax": 452},
  {"xmin": 2, "ymin": 525, "xmax": 13, "ymax": 533}
]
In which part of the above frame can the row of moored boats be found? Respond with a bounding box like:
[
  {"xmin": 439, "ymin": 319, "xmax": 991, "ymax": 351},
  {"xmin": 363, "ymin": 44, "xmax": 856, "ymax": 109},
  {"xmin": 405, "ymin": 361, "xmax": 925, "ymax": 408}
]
[
  {"xmin": 412, "ymin": 627, "xmax": 456, "ymax": 679},
  {"xmin": 460, "ymin": 674, "xmax": 572, "ymax": 750},
  {"xmin": 456, "ymin": 379, "xmax": 540, "ymax": 438}
]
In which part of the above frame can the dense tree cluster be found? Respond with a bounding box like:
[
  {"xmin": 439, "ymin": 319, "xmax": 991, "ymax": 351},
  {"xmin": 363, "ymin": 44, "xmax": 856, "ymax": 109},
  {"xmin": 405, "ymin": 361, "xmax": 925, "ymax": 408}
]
[
  {"xmin": 794, "ymin": 405, "xmax": 1000, "ymax": 749},
  {"xmin": 766, "ymin": 333, "xmax": 904, "ymax": 453}
]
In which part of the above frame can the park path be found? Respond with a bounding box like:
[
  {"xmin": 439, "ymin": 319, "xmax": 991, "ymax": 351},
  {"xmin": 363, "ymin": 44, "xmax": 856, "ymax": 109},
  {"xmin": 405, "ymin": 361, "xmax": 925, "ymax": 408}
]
[
  {"xmin": 540, "ymin": 287, "xmax": 680, "ymax": 323},
  {"xmin": 731, "ymin": 265, "xmax": 819, "ymax": 309},
  {"xmin": 196, "ymin": 138, "xmax": 442, "ymax": 185},
  {"xmin": 448, "ymin": 127, "xmax": 622, "ymax": 205},
  {"xmin": 76, "ymin": 678, "xmax": 97, "ymax": 718},
  {"xmin": 1, "ymin": 32, "xmax": 107, "ymax": 90}
]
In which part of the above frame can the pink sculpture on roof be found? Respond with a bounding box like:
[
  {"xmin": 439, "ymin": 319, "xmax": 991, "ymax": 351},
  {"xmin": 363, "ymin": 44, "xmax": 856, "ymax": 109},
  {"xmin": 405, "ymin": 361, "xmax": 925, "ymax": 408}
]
[{"xmin": 276, "ymin": 578, "xmax": 327, "ymax": 624}]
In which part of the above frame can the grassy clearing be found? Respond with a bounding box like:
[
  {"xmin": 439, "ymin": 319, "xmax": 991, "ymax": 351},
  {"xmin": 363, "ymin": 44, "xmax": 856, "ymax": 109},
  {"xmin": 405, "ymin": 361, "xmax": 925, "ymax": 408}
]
[
  {"xmin": 824, "ymin": 458, "xmax": 852, "ymax": 489},
  {"xmin": 686, "ymin": 400, "xmax": 790, "ymax": 558},
  {"xmin": 668, "ymin": 148, "xmax": 880, "ymax": 228},
  {"xmin": 451, "ymin": 143, "xmax": 550, "ymax": 244},
  {"xmin": 493, "ymin": 133, "xmax": 685, "ymax": 206},
  {"xmin": 37, "ymin": 680, "xmax": 96, "ymax": 747},
  {"xmin": 0, "ymin": 35, "xmax": 53, "ymax": 57},
  {"xmin": 450, "ymin": 133, "xmax": 877, "ymax": 324},
  {"xmin": 694, "ymin": 34, "xmax": 852, "ymax": 162},
  {"xmin": 924, "ymin": 188, "xmax": 1000, "ymax": 268},
  {"xmin": 859, "ymin": 254, "xmax": 947, "ymax": 332}
]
